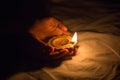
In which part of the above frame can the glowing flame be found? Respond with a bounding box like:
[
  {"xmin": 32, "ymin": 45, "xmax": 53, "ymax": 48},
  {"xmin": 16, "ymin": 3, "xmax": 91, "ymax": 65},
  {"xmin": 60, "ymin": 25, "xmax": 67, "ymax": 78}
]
[{"xmin": 71, "ymin": 32, "xmax": 77, "ymax": 43}]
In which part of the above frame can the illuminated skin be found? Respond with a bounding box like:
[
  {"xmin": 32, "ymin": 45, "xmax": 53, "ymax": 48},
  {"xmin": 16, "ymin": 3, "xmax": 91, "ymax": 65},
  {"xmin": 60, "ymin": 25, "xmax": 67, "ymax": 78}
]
[
  {"xmin": 28, "ymin": 17, "xmax": 77, "ymax": 59},
  {"xmin": 29, "ymin": 17, "xmax": 71, "ymax": 41}
]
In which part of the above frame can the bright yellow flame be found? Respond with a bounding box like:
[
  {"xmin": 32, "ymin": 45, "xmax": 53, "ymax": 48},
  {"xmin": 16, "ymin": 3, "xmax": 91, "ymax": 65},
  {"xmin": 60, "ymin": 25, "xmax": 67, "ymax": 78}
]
[{"xmin": 71, "ymin": 32, "xmax": 77, "ymax": 43}]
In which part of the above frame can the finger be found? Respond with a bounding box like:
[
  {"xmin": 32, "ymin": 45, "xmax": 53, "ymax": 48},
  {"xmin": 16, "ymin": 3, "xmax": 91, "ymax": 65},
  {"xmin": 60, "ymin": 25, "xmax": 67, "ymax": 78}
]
[
  {"xmin": 50, "ymin": 48, "xmax": 69, "ymax": 55},
  {"xmin": 50, "ymin": 52, "xmax": 68, "ymax": 60},
  {"xmin": 46, "ymin": 46, "xmax": 55, "ymax": 55},
  {"xmin": 60, "ymin": 49, "xmax": 69, "ymax": 54},
  {"xmin": 67, "ymin": 47, "xmax": 78, "ymax": 56},
  {"xmin": 50, "ymin": 50, "xmax": 73, "ymax": 60},
  {"xmin": 63, "ymin": 31, "xmax": 72, "ymax": 36},
  {"xmin": 74, "ymin": 47, "xmax": 78, "ymax": 53}
]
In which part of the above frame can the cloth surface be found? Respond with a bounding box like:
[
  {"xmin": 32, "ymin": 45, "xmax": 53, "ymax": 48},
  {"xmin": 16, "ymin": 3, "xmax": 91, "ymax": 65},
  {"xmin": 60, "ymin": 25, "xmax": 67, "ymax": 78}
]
[
  {"xmin": 9, "ymin": 32, "xmax": 120, "ymax": 80},
  {"xmin": 8, "ymin": 0, "xmax": 120, "ymax": 80}
]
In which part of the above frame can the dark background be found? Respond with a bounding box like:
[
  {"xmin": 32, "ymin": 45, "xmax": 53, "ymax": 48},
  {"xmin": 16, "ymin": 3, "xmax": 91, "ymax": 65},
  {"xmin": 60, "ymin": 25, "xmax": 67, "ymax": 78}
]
[
  {"xmin": 0, "ymin": 0, "xmax": 51, "ymax": 79},
  {"xmin": 0, "ymin": 0, "xmax": 51, "ymax": 34},
  {"xmin": 0, "ymin": 0, "xmax": 120, "ymax": 34}
]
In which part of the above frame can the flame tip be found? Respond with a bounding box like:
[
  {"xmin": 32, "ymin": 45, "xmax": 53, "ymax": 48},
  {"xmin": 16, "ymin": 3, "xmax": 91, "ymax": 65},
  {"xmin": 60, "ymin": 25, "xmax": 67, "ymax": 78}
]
[{"xmin": 71, "ymin": 32, "xmax": 77, "ymax": 42}]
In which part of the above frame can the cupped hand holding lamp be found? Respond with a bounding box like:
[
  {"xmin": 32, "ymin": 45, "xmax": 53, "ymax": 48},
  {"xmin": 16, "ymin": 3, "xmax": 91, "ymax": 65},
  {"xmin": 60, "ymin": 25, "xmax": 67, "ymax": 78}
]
[{"xmin": 28, "ymin": 17, "xmax": 78, "ymax": 60}]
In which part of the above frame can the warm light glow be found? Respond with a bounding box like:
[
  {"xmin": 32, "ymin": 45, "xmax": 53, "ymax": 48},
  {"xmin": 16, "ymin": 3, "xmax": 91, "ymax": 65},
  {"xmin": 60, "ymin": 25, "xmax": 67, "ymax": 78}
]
[{"xmin": 71, "ymin": 32, "xmax": 77, "ymax": 43}]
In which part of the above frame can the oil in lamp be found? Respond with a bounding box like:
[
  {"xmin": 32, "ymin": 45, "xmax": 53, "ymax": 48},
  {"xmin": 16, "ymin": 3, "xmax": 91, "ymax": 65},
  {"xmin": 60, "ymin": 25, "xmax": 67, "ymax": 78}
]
[{"xmin": 47, "ymin": 32, "xmax": 78, "ymax": 50}]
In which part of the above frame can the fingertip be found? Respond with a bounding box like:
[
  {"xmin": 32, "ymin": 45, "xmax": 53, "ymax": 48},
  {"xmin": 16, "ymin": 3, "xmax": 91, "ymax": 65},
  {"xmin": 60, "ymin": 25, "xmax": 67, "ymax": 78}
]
[
  {"xmin": 47, "ymin": 45, "xmax": 54, "ymax": 54},
  {"xmin": 61, "ymin": 49, "xmax": 69, "ymax": 54}
]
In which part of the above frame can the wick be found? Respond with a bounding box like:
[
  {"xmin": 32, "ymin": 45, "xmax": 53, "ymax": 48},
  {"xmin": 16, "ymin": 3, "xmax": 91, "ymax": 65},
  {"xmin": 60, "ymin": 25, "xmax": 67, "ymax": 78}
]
[
  {"xmin": 70, "ymin": 41, "xmax": 75, "ymax": 44},
  {"xmin": 70, "ymin": 41, "xmax": 77, "ymax": 45}
]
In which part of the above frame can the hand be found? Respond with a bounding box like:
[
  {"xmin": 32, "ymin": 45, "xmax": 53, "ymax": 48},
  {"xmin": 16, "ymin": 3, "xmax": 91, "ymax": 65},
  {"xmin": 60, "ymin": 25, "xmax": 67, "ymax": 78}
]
[
  {"xmin": 28, "ymin": 17, "xmax": 76, "ymax": 60},
  {"xmin": 28, "ymin": 17, "xmax": 72, "ymax": 41},
  {"xmin": 47, "ymin": 45, "xmax": 78, "ymax": 60}
]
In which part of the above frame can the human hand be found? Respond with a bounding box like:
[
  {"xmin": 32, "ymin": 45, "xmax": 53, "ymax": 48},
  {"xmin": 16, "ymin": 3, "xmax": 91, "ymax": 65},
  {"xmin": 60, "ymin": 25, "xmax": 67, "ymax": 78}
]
[
  {"xmin": 28, "ymin": 17, "xmax": 72, "ymax": 41},
  {"xmin": 47, "ymin": 45, "xmax": 78, "ymax": 60},
  {"xmin": 28, "ymin": 17, "xmax": 78, "ymax": 60}
]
